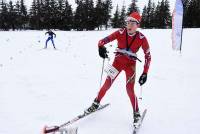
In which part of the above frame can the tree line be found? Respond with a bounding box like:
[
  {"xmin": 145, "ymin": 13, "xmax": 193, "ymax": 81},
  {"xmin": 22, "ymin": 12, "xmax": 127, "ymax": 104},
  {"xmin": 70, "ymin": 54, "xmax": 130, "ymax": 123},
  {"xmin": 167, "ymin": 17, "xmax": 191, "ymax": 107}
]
[
  {"xmin": 141, "ymin": 0, "xmax": 171, "ymax": 29},
  {"xmin": 0, "ymin": 0, "xmax": 199, "ymax": 31},
  {"xmin": 0, "ymin": 0, "xmax": 113, "ymax": 30},
  {"xmin": 112, "ymin": 0, "xmax": 200, "ymax": 29},
  {"xmin": 183, "ymin": 0, "xmax": 200, "ymax": 28},
  {"xmin": 141, "ymin": 0, "xmax": 200, "ymax": 28}
]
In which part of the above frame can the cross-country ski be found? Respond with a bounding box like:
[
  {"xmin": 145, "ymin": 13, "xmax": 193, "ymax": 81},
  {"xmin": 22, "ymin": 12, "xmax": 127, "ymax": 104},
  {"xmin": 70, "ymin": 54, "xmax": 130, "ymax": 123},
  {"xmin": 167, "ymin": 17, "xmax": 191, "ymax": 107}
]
[
  {"xmin": 133, "ymin": 109, "xmax": 147, "ymax": 134},
  {"xmin": 42, "ymin": 104, "xmax": 110, "ymax": 134}
]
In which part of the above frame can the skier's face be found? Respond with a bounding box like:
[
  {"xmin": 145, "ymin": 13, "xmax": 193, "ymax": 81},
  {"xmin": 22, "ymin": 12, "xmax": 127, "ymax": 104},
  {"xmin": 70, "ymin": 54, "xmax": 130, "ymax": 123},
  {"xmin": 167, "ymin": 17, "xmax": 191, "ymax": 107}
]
[{"xmin": 126, "ymin": 21, "xmax": 139, "ymax": 33}]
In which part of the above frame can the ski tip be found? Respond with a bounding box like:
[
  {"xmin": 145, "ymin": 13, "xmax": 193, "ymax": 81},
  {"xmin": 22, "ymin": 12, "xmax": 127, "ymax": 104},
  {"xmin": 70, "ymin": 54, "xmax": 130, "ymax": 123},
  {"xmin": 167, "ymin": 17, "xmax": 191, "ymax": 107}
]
[
  {"xmin": 105, "ymin": 103, "xmax": 111, "ymax": 106},
  {"xmin": 41, "ymin": 125, "xmax": 47, "ymax": 134},
  {"xmin": 42, "ymin": 125, "xmax": 60, "ymax": 134},
  {"xmin": 99, "ymin": 103, "xmax": 110, "ymax": 109}
]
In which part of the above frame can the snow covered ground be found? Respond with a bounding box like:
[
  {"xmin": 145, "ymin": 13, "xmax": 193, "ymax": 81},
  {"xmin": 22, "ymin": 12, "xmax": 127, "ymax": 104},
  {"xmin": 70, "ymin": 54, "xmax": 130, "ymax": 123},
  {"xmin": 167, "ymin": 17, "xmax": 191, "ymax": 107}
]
[{"xmin": 0, "ymin": 29, "xmax": 200, "ymax": 134}]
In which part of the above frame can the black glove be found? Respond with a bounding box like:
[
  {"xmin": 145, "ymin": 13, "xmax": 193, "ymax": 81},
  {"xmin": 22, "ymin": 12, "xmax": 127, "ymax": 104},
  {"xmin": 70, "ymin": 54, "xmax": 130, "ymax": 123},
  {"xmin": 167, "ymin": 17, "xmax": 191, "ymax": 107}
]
[
  {"xmin": 139, "ymin": 73, "xmax": 147, "ymax": 86},
  {"xmin": 98, "ymin": 46, "xmax": 108, "ymax": 59}
]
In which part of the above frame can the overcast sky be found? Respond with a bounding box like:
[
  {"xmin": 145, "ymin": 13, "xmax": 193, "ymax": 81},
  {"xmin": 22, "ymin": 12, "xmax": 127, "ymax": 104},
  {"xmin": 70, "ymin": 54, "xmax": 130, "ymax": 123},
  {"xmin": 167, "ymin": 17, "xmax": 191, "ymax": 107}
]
[{"xmin": 19, "ymin": 0, "xmax": 176, "ymax": 12}]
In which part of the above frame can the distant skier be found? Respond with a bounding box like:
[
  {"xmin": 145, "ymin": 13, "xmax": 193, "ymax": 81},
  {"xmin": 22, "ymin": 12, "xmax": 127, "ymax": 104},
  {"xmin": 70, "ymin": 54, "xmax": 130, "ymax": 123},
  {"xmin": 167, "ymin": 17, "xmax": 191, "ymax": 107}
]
[
  {"xmin": 45, "ymin": 30, "xmax": 56, "ymax": 49},
  {"xmin": 85, "ymin": 12, "xmax": 151, "ymax": 125}
]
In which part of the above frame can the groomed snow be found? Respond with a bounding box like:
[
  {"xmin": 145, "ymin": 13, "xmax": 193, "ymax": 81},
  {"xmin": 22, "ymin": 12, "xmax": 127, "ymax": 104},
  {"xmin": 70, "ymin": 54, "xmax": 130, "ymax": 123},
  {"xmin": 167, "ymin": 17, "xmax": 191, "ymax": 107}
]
[{"xmin": 0, "ymin": 29, "xmax": 200, "ymax": 134}]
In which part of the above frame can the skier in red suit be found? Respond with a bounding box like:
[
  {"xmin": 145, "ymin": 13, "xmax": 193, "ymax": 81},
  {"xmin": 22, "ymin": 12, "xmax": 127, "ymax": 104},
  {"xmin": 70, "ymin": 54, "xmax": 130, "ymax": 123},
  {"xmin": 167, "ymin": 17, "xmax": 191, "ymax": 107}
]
[{"xmin": 85, "ymin": 12, "xmax": 151, "ymax": 124}]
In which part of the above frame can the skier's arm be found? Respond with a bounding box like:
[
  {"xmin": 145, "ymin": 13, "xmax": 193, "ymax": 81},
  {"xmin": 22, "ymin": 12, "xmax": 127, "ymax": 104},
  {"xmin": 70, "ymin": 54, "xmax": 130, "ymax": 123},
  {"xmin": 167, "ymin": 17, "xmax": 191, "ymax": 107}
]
[
  {"xmin": 141, "ymin": 37, "xmax": 151, "ymax": 74},
  {"xmin": 98, "ymin": 30, "xmax": 120, "ymax": 47},
  {"xmin": 53, "ymin": 32, "xmax": 56, "ymax": 38}
]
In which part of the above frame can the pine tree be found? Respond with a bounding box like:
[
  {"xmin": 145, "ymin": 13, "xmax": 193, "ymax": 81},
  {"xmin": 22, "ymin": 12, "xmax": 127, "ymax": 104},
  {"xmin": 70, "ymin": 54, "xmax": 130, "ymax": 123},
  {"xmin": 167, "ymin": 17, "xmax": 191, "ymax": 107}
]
[
  {"xmin": 0, "ymin": 0, "xmax": 5, "ymax": 29},
  {"xmin": 83, "ymin": 0, "xmax": 95, "ymax": 30},
  {"xmin": 146, "ymin": 0, "xmax": 152, "ymax": 28},
  {"xmin": 196, "ymin": 0, "xmax": 200, "ymax": 27},
  {"xmin": 154, "ymin": 1, "xmax": 161, "ymax": 28},
  {"xmin": 111, "ymin": 5, "xmax": 120, "ymax": 28},
  {"xmin": 0, "ymin": 0, "xmax": 2, "ymax": 12},
  {"xmin": 95, "ymin": 0, "xmax": 104, "ymax": 30},
  {"xmin": 102, "ymin": 0, "xmax": 112, "ymax": 29},
  {"xmin": 58, "ymin": 0, "xmax": 65, "ymax": 13},
  {"xmin": 15, "ymin": 0, "xmax": 21, "ymax": 29},
  {"xmin": 74, "ymin": 0, "xmax": 84, "ymax": 30},
  {"xmin": 150, "ymin": 2, "xmax": 156, "ymax": 28},
  {"xmin": 127, "ymin": 0, "xmax": 139, "ymax": 15},
  {"xmin": 8, "ymin": 0, "xmax": 17, "ymax": 30},
  {"xmin": 49, "ymin": 0, "xmax": 58, "ymax": 29},
  {"xmin": 29, "ymin": 0, "xmax": 43, "ymax": 29},
  {"xmin": 0, "ymin": 0, "xmax": 2, "ymax": 13},
  {"xmin": 154, "ymin": 0, "xmax": 169, "ymax": 28},
  {"xmin": 0, "ymin": 0, "xmax": 9, "ymax": 30},
  {"xmin": 57, "ymin": 0, "xmax": 65, "ymax": 29},
  {"xmin": 88, "ymin": 0, "xmax": 96, "ymax": 30},
  {"xmin": 19, "ymin": 0, "xmax": 28, "ymax": 29},
  {"xmin": 29, "ymin": 0, "xmax": 37, "ymax": 29},
  {"xmin": 184, "ymin": 0, "xmax": 200, "ymax": 27},
  {"xmin": 119, "ymin": 2, "xmax": 126, "ymax": 28},
  {"xmin": 62, "ymin": 0, "xmax": 73, "ymax": 30},
  {"xmin": 141, "ymin": 5, "xmax": 148, "ymax": 28},
  {"xmin": 160, "ymin": 0, "xmax": 165, "ymax": 28},
  {"xmin": 141, "ymin": 0, "xmax": 156, "ymax": 28},
  {"xmin": 74, "ymin": 0, "xmax": 96, "ymax": 31},
  {"xmin": 42, "ymin": 0, "xmax": 51, "ymax": 29},
  {"xmin": 183, "ymin": 0, "xmax": 190, "ymax": 27},
  {"xmin": 163, "ymin": 0, "xmax": 171, "ymax": 28}
]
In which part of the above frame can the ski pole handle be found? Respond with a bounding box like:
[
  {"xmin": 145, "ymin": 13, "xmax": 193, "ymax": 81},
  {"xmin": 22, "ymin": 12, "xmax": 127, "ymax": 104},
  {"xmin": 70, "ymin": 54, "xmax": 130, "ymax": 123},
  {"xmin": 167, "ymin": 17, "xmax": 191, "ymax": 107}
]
[{"xmin": 43, "ymin": 126, "xmax": 60, "ymax": 134}]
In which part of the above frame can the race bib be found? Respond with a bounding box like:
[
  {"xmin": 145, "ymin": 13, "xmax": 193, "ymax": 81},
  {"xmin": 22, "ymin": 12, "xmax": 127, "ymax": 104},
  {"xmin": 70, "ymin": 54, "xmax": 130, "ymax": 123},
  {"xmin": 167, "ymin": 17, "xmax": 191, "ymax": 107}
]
[{"xmin": 104, "ymin": 64, "xmax": 119, "ymax": 79}]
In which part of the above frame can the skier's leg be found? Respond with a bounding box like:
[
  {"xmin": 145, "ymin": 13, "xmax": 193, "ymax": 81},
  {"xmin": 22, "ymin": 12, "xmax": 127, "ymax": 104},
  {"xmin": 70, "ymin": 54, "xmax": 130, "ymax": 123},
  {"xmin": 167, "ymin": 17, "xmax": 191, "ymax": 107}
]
[
  {"xmin": 45, "ymin": 37, "xmax": 50, "ymax": 48},
  {"xmin": 96, "ymin": 59, "xmax": 122, "ymax": 102},
  {"xmin": 85, "ymin": 59, "xmax": 122, "ymax": 113},
  {"xmin": 125, "ymin": 65, "xmax": 141, "ymax": 124},
  {"xmin": 85, "ymin": 58, "xmax": 122, "ymax": 113},
  {"xmin": 51, "ymin": 38, "xmax": 56, "ymax": 49},
  {"xmin": 96, "ymin": 76, "xmax": 114, "ymax": 101},
  {"xmin": 125, "ymin": 65, "xmax": 139, "ymax": 112}
]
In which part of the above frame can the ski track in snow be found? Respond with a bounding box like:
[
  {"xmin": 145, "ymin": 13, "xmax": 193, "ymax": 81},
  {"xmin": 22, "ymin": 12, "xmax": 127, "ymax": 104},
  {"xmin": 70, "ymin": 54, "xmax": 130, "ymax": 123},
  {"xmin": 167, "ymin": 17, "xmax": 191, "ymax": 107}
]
[{"xmin": 0, "ymin": 29, "xmax": 200, "ymax": 134}]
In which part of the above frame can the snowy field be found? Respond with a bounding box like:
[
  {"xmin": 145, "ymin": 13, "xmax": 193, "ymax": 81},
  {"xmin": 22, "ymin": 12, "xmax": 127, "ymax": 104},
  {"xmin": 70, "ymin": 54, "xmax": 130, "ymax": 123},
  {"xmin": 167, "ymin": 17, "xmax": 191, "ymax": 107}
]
[{"xmin": 0, "ymin": 29, "xmax": 200, "ymax": 134}]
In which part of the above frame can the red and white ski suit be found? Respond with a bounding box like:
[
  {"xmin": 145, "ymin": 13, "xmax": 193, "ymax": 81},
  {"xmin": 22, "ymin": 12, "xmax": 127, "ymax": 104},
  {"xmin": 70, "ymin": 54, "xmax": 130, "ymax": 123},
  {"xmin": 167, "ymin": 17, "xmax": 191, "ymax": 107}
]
[{"xmin": 96, "ymin": 28, "xmax": 151, "ymax": 112}]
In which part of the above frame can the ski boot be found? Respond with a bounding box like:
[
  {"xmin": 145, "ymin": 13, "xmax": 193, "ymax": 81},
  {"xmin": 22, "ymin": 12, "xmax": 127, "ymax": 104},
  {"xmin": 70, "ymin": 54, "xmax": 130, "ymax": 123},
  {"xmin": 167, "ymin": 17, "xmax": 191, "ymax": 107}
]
[
  {"xmin": 84, "ymin": 99, "xmax": 100, "ymax": 114},
  {"xmin": 133, "ymin": 111, "xmax": 141, "ymax": 128}
]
